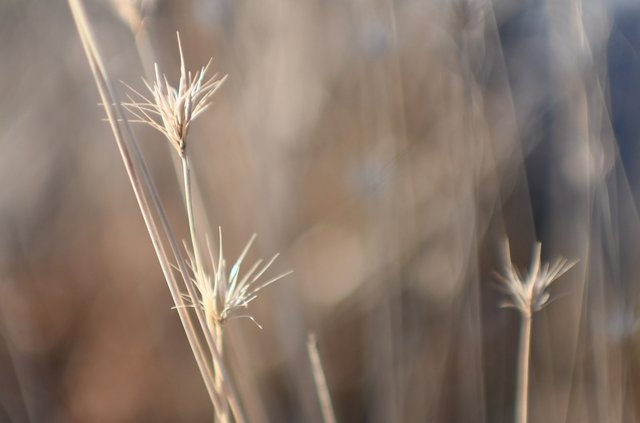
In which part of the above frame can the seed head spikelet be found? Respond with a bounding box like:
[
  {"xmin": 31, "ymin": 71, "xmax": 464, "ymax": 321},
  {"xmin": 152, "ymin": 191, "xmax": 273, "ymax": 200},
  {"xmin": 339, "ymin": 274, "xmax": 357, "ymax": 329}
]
[
  {"xmin": 181, "ymin": 228, "xmax": 293, "ymax": 330},
  {"xmin": 122, "ymin": 32, "xmax": 227, "ymax": 156},
  {"xmin": 497, "ymin": 240, "xmax": 576, "ymax": 317}
]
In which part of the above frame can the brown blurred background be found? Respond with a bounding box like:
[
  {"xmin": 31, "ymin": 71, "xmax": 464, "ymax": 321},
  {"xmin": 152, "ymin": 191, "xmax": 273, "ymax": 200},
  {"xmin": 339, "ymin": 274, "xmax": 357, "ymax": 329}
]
[{"xmin": 2, "ymin": 0, "xmax": 640, "ymax": 421}]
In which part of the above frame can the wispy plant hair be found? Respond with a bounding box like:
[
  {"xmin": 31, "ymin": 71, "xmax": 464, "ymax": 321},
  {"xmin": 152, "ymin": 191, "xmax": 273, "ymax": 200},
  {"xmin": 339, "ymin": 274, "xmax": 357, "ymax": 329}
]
[
  {"xmin": 496, "ymin": 240, "xmax": 576, "ymax": 317},
  {"xmin": 122, "ymin": 33, "xmax": 227, "ymax": 156}
]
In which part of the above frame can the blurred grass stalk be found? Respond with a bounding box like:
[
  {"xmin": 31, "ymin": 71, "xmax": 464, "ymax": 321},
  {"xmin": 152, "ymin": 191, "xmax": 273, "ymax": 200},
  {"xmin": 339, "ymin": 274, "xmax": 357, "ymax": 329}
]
[
  {"xmin": 498, "ymin": 241, "xmax": 575, "ymax": 423},
  {"xmin": 66, "ymin": 0, "xmax": 246, "ymax": 421},
  {"xmin": 516, "ymin": 310, "xmax": 531, "ymax": 423},
  {"xmin": 307, "ymin": 333, "xmax": 337, "ymax": 423}
]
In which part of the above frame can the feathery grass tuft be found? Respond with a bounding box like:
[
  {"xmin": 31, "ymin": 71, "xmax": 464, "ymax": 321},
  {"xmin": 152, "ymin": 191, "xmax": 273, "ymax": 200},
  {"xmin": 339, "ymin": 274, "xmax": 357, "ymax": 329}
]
[
  {"xmin": 182, "ymin": 229, "xmax": 293, "ymax": 330},
  {"xmin": 497, "ymin": 240, "xmax": 576, "ymax": 317},
  {"xmin": 122, "ymin": 33, "xmax": 227, "ymax": 156},
  {"xmin": 497, "ymin": 240, "xmax": 576, "ymax": 423}
]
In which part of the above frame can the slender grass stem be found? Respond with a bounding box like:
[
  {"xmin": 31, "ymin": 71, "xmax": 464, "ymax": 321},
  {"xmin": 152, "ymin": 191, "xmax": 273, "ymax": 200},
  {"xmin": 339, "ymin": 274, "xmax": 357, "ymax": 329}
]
[
  {"xmin": 516, "ymin": 313, "xmax": 532, "ymax": 423},
  {"xmin": 66, "ymin": 0, "xmax": 219, "ymax": 408},
  {"xmin": 154, "ymin": 152, "xmax": 244, "ymax": 423},
  {"xmin": 307, "ymin": 334, "xmax": 337, "ymax": 423},
  {"xmin": 213, "ymin": 324, "xmax": 229, "ymax": 423},
  {"xmin": 498, "ymin": 240, "xmax": 574, "ymax": 423},
  {"xmin": 183, "ymin": 155, "xmax": 230, "ymax": 423},
  {"xmin": 182, "ymin": 156, "xmax": 204, "ymax": 276},
  {"xmin": 67, "ymin": 2, "xmax": 245, "ymax": 422}
]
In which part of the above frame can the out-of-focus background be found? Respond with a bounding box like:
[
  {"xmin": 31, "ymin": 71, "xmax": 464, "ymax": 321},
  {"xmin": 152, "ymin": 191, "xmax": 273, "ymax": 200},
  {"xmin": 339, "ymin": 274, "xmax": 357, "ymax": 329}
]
[{"xmin": 2, "ymin": 0, "xmax": 640, "ymax": 421}]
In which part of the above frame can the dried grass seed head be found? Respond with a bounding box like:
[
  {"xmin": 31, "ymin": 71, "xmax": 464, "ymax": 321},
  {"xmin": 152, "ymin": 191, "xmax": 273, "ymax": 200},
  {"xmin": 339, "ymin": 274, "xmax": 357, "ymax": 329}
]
[
  {"xmin": 123, "ymin": 32, "xmax": 227, "ymax": 156},
  {"xmin": 183, "ymin": 229, "xmax": 292, "ymax": 329},
  {"xmin": 496, "ymin": 240, "xmax": 576, "ymax": 317}
]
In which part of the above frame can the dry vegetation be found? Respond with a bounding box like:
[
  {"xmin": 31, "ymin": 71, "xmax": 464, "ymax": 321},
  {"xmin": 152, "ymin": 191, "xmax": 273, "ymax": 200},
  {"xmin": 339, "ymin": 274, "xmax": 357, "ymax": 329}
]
[{"xmin": 1, "ymin": 0, "xmax": 640, "ymax": 422}]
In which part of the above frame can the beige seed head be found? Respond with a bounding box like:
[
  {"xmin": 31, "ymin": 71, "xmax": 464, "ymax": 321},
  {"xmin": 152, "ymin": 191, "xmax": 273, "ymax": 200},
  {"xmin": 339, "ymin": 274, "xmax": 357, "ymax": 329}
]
[
  {"xmin": 122, "ymin": 32, "xmax": 227, "ymax": 156},
  {"xmin": 182, "ymin": 229, "xmax": 292, "ymax": 330},
  {"xmin": 496, "ymin": 240, "xmax": 576, "ymax": 317}
]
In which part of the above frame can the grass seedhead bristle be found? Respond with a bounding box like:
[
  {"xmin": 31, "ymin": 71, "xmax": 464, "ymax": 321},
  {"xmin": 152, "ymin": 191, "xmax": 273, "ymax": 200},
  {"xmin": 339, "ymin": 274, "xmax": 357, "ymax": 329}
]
[
  {"xmin": 122, "ymin": 32, "xmax": 227, "ymax": 156},
  {"xmin": 497, "ymin": 239, "xmax": 576, "ymax": 317},
  {"xmin": 182, "ymin": 229, "xmax": 291, "ymax": 330}
]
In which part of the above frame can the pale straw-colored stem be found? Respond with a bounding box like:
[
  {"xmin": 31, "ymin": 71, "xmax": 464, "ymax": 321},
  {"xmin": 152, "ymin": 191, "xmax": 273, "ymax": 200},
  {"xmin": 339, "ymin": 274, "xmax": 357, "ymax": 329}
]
[
  {"xmin": 213, "ymin": 323, "xmax": 229, "ymax": 423},
  {"xmin": 67, "ymin": 0, "xmax": 219, "ymax": 407},
  {"xmin": 182, "ymin": 155, "xmax": 205, "ymax": 276},
  {"xmin": 184, "ymin": 155, "xmax": 230, "ymax": 423},
  {"xmin": 67, "ymin": 2, "xmax": 245, "ymax": 422},
  {"xmin": 515, "ymin": 313, "xmax": 532, "ymax": 423},
  {"xmin": 156, "ymin": 150, "xmax": 244, "ymax": 423},
  {"xmin": 307, "ymin": 334, "xmax": 338, "ymax": 423}
]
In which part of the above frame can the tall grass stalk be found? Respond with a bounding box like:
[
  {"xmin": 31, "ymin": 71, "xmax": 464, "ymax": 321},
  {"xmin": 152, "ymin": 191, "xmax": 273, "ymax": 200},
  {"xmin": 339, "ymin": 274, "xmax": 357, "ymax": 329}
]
[
  {"xmin": 497, "ymin": 241, "xmax": 575, "ymax": 423},
  {"xmin": 67, "ymin": 2, "xmax": 246, "ymax": 421},
  {"xmin": 515, "ymin": 313, "xmax": 531, "ymax": 423},
  {"xmin": 115, "ymin": 16, "xmax": 291, "ymax": 423},
  {"xmin": 182, "ymin": 155, "xmax": 229, "ymax": 423},
  {"xmin": 67, "ymin": 0, "xmax": 219, "ymax": 405},
  {"xmin": 120, "ymin": 28, "xmax": 293, "ymax": 423},
  {"xmin": 307, "ymin": 333, "xmax": 337, "ymax": 423}
]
